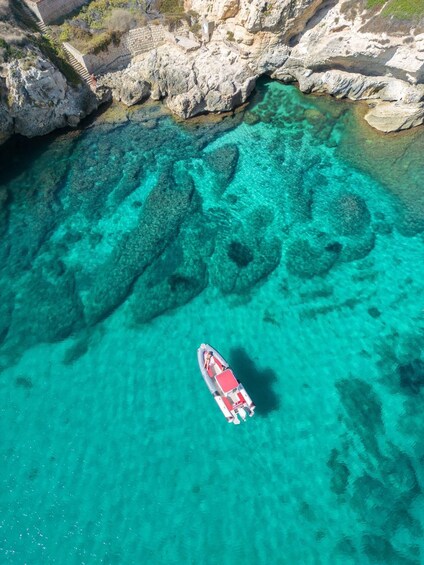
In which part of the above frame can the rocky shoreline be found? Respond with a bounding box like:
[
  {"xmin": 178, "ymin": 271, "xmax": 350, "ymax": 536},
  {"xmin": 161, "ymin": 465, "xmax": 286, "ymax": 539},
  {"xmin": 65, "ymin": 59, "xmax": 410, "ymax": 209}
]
[{"xmin": 1, "ymin": 0, "xmax": 424, "ymax": 144}]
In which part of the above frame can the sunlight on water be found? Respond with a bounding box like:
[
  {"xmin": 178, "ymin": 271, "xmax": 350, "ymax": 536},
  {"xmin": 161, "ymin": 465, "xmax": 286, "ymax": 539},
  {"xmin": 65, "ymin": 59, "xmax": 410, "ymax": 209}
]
[{"xmin": 1, "ymin": 82, "xmax": 424, "ymax": 564}]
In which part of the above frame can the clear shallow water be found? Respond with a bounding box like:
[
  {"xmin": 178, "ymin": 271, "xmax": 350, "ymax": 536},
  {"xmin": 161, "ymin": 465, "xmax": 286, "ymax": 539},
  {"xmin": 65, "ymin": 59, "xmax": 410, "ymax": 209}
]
[{"xmin": 1, "ymin": 81, "xmax": 424, "ymax": 564}]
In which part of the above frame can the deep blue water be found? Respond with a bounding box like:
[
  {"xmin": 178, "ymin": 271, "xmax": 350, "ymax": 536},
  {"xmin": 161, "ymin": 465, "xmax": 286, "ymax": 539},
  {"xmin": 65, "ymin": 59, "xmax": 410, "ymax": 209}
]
[{"xmin": 1, "ymin": 81, "xmax": 424, "ymax": 564}]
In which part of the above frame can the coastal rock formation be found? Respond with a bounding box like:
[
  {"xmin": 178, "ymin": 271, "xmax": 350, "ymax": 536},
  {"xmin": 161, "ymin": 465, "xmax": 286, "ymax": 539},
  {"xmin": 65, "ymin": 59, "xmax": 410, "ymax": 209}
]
[
  {"xmin": 0, "ymin": 3, "xmax": 102, "ymax": 145},
  {"xmin": 2, "ymin": 0, "xmax": 424, "ymax": 138},
  {"xmin": 0, "ymin": 84, "xmax": 13, "ymax": 144},
  {"xmin": 186, "ymin": 0, "xmax": 325, "ymax": 36},
  {"xmin": 99, "ymin": 68, "xmax": 151, "ymax": 106},
  {"xmin": 4, "ymin": 53, "xmax": 98, "ymax": 138},
  {"xmin": 268, "ymin": 0, "xmax": 424, "ymax": 132},
  {"xmin": 98, "ymin": 0, "xmax": 424, "ymax": 132},
  {"xmin": 364, "ymin": 101, "xmax": 424, "ymax": 133},
  {"xmin": 100, "ymin": 42, "xmax": 257, "ymax": 119}
]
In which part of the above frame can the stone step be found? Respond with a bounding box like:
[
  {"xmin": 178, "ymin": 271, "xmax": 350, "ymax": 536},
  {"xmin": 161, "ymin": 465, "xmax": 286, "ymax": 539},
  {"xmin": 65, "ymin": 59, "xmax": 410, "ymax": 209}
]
[
  {"xmin": 70, "ymin": 61, "xmax": 91, "ymax": 81},
  {"xmin": 14, "ymin": 0, "xmax": 93, "ymax": 87},
  {"xmin": 14, "ymin": 1, "xmax": 54, "ymax": 41},
  {"xmin": 12, "ymin": 0, "xmax": 40, "ymax": 32},
  {"xmin": 37, "ymin": 20, "xmax": 49, "ymax": 35},
  {"xmin": 64, "ymin": 53, "xmax": 92, "ymax": 84}
]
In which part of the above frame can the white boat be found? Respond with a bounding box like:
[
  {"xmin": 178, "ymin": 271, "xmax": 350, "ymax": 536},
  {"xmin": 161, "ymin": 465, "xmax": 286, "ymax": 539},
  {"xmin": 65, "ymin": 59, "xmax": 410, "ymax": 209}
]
[{"xmin": 197, "ymin": 343, "xmax": 255, "ymax": 425}]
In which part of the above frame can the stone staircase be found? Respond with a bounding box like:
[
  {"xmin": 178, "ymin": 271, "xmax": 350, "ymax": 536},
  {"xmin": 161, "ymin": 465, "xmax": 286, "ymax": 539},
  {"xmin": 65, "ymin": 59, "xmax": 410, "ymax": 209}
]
[
  {"xmin": 35, "ymin": 17, "xmax": 49, "ymax": 36},
  {"xmin": 14, "ymin": 0, "xmax": 92, "ymax": 87},
  {"xmin": 62, "ymin": 48, "xmax": 92, "ymax": 86},
  {"xmin": 11, "ymin": 0, "xmax": 40, "ymax": 32},
  {"xmin": 14, "ymin": 0, "xmax": 52, "ymax": 37}
]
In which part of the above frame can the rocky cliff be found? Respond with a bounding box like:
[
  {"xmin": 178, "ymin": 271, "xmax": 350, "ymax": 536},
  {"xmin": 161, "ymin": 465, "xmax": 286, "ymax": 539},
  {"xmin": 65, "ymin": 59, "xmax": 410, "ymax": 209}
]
[
  {"xmin": 0, "ymin": 3, "xmax": 99, "ymax": 145},
  {"xmin": 97, "ymin": 0, "xmax": 424, "ymax": 132},
  {"xmin": 1, "ymin": 0, "xmax": 424, "ymax": 143},
  {"xmin": 1, "ymin": 51, "xmax": 99, "ymax": 143}
]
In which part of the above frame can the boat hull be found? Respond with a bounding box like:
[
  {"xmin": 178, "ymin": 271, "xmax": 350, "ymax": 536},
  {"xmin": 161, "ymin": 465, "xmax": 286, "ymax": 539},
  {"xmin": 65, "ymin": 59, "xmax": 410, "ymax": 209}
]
[{"xmin": 197, "ymin": 343, "xmax": 255, "ymax": 424}]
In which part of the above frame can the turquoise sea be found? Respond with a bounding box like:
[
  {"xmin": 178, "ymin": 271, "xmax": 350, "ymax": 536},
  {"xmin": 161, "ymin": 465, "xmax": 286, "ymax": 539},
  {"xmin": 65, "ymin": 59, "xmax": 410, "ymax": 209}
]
[{"xmin": 1, "ymin": 80, "xmax": 424, "ymax": 564}]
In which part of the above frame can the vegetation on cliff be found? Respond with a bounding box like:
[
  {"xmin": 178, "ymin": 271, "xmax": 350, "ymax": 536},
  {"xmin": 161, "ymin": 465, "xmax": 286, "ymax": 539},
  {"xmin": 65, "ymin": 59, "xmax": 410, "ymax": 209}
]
[
  {"xmin": 367, "ymin": 0, "xmax": 424, "ymax": 18},
  {"xmin": 53, "ymin": 0, "xmax": 194, "ymax": 54},
  {"xmin": 53, "ymin": 0, "xmax": 147, "ymax": 53}
]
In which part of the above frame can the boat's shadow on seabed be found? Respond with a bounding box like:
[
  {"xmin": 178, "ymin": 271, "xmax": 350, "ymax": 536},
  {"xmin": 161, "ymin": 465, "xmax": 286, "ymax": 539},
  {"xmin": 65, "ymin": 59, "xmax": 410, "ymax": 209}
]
[{"xmin": 229, "ymin": 347, "xmax": 279, "ymax": 416}]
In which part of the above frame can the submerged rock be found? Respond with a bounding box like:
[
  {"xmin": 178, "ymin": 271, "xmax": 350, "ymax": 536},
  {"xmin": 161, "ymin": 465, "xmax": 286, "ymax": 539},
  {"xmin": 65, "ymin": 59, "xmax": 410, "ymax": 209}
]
[
  {"xmin": 380, "ymin": 450, "xmax": 418, "ymax": 498},
  {"xmin": 85, "ymin": 170, "xmax": 200, "ymax": 325},
  {"xmin": 328, "ymin": 192, "xmax": 371, "ymax": 236},
  {"xmin": 327, "ymin": 448, "xmax": 350, "ymax": 495},
  {"xmin": 285, "ymin": 230, "xmax": 340, "ymax": 278},
  {"xmin": 205, "ymin": 144, "xmax": 239, "ymax": 192},
  {"xmin": 336, "ymin": 378, "xmax": 383, "ymax": 456},
  {"xmin": 227, "ymin": 240, "xmax": 254, "ymax": 267},
  {"xmin": 211, "ymin": 234, "xmax": 281, "ymax": 294},
  {"xmin": 352, "ymin": 475, "xmax": 393, "ymax": 529},
  {"xmin": 131, "ymin": 258, "xmax": 208, "ymax": 324},
  {"xmin": 399, "ymin": 360, "xmax": 424, "ymax": 395},
  {"xmin": 362, "ymin": 534, "xmax": 418, "ymax": 565},
  {"xmin": 7, "ymin": 265, "xmax": 84, "ymax": 347}
]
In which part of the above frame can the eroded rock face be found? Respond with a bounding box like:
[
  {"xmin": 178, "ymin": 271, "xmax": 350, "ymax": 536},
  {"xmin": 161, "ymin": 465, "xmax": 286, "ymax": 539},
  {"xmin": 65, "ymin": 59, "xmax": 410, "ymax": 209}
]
[
  {"xmin": 2, "ymin": 0, "xmax": 424, "ymax": 138},
  {"xmin": 98, "ymin": 68, "xmax": 150, "ymax": 106},
  {"xmin": 3, "ymin": 52, "xmax": 98, "ymax": 140},
  {"xmin": 0, "ymin": 84, "xmax": 13, "ymax": 144},
  {"xmin": 186, "ymin": 0, "xmax": 323, "ymax": 35},
  {"xmin": 270, "ymin": 0, "xmax": 424, "ymax": 131},
  {"xmin": 364, "ymin": 101, "xmax": 424, "ymax": 133},
  {"xmin": 107, "ymin": 43, "xmax": 258, "ymax": 119}
]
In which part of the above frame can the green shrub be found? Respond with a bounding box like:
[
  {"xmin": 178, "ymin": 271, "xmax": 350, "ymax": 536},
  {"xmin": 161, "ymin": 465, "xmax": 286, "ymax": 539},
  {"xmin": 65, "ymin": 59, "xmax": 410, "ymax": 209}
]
[
  {"xmin": 366, "ymin": 0, "xmax": 424, "ymax": 17},
  {"xmin": 33, "ymin": 36, "xmax": 81, "ymax": 85},
  {"xmin": 0, "ymin": 39, "xmax": 26, "ymax": 62},
  {"xmin": 159, "ymin": 0, "xmax": 184, "ymax": 15},
  {"xmin": 87, "ymin": 30, "xmax": 122, "ymax": 53},
  {"xmin": 78, "ymin": 0, "xmax": 142, "ymax": 28},
  {"xmin": 190, "ymin": 21, "xmax": 200, "ymax": 34},
  {"xmin": 382, "ymin": 0, "xmax": 424, "ymax": 18},
  {"xmin": 60, "ymin": 22, "xmax": 93, "ymax": 44},
  {"xmin": 56, "ymin": 0, "xmax": 148, "ymax": 52}
]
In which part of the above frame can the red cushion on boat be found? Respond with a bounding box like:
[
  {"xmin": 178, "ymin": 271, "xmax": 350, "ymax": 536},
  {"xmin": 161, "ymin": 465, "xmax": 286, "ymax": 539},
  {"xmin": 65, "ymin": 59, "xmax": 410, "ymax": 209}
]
[
  {"xmin": 237, "ymin": 392, "xmax": 245, "ymax": 404},
  {"xmin": 216, "ymin": 370, "xmax": 238, "ymax": 393},
  {"xmin": 214, "ymin": 357, "xmax": 223, "ymax": 369}
]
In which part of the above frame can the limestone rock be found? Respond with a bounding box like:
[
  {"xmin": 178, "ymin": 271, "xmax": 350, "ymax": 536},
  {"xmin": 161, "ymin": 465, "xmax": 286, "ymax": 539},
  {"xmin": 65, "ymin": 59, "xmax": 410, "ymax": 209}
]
[
  {"xmin": 105, "ymin": 44, "xmax": 258, "ymax": 118},
  {"xmin": 0, "ymin": 98, "xmax": 13, "ymax": 145},
  {"xmin": 98, "ymin": 68, "xmax": 150, "ymax": 106},
  {"xmin": 3, "ymin": 0, "xmax": 424, "ymax": 139},
  {"xmin": 364, "ymin": 101, "xmax": 424, "ymax": 133},
  {"xmin": 217, "ymin": 0, "xmax": 240, "ymax": 20},
  {"xmin": 187, "ymin": 0, "xmax": 324, "ymax": 36},
  {"xmin": 2, "ymin": 50, "xmax": 98, "ymax": 141}
]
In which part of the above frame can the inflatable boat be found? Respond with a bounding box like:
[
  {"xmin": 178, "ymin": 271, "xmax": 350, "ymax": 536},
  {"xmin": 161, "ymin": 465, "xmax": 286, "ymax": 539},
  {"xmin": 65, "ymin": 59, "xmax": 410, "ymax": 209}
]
[{"xmin": 197, "ymin": 343, "xmax": 255, "ymax": 424}]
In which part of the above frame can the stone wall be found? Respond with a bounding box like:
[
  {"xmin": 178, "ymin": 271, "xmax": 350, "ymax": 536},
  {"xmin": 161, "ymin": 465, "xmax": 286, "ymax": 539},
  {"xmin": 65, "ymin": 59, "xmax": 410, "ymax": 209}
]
[
  {"xmin": 63, "ymin": 24, "xmax": 168, "ymax": 75},
  {"xmin": 23, "ymin": 0, "xmax": 89, "ymax": 24}
]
